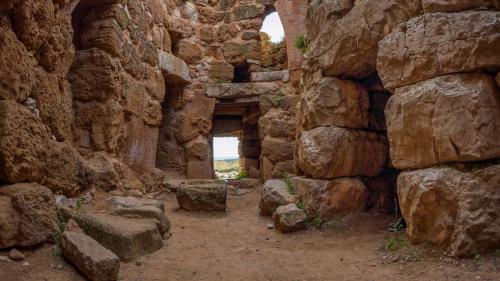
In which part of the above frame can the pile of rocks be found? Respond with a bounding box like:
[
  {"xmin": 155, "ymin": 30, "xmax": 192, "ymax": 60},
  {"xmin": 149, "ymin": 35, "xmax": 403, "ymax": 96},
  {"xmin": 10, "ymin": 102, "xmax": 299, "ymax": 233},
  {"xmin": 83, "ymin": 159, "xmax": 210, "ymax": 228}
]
[{"xmin": 259, "ymin": 179, "xmax": 306, "ymax": 233}]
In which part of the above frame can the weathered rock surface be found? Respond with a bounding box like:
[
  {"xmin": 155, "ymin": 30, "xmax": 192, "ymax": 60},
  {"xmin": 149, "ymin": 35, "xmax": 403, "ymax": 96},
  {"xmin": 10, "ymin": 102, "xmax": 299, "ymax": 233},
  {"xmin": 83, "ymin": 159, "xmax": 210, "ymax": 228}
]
[
  {"xmin": 0, "ymin": 183, "xmax": 56, "ymax": 249},
  {"xmin": 307, "ymin": 0, "xmax": 422, "ymax": 79},
  {"xmin": 422, "ymin": 0, "xmax": 500, "ymax": 13},
  {"xmin": 297, "ymin": 127, "xmax": 388, "ymax": 179},
  {"xmin": 292, "ymin": 176, "xmax": 368, "ymax": 218},
  {"xmin": 385, "ymin": 74, "xmax": 500, "ymax": 170},
  {"xmin": 378, "ymin": 11, "xmax": 500, "ymax": 90},
  {"xmin": 159, "ymin": 51, "xmax": 191, "ymax": 85},
  {"xmin": 112, "ymin": 206, "xmax": 170, "ymax": 238},
  {"xmin": 273, "ymin": 203, "xmax": 307, "ymax": 233},
  {"xmin": 0, "ymin": 100, "xmax": 87, "ymax": 196},
  {"xmin": 75, "ymin": 213, "xmax": 163, "ymax": 260},
  {"xmin": 306, "ymin": 0, "xmax": 354, "ymax": 43},
  {"xmin": 261, "ymin": 137, "xmax": 294, "ymax": 163},
  {"xmin": 298, "ymin": 75, "xmax": 369, "ymax": 131},
  {"xmin": 398, "ymin": 164, "xmax": 500, "ymax": 257},
  {"xmin": 250, "ymin": 70, "xmax": 289, "ymax": 82},
  {"xmin": 176, "ymin": 181, "xmax": 227, "ymax": 212},
  {"xmin": 110, "ymin": 196, "xmax": 164, "ymax": 212},
  {"xmin": 61, "ymin": 231, "xmax": 120, "ymax": 281},
  {"xmin": 206, "ymin": 82, "xmax": 280, "ymax": 99},
  {"xmin": 259, "ymin": 179, "xmax": 294, "ymax": 216},
  {"xmin": 227, "ymin": 178, "xmax": 261, "ymax": 189}
]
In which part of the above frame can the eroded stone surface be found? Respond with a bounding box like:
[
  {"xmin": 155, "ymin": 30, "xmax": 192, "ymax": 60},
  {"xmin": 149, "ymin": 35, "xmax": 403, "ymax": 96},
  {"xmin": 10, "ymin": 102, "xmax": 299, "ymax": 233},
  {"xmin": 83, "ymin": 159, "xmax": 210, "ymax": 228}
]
[
  {"xmin": 259, "ymin": 179, "xmax": 294, "ymax": 216},
  {"xmin": 75, "ymin": 213, "xmax": 163, "ymax": 260},
  {"xmin": 159, "ymin": 51, "xmax": 191, "ymax": 85},
  {"xmin": 307, "ymin": 0, "xmax": 421, "ymax": 79},
  {"xmin": 398, "ymin": 164, "xmax": 500, "ymax": 257},
  {"xmin": 0, "ymin": 183, "xmax": 56, "ymax": 249},
  {"xmin": 61, "ymin": 231, "xmax": 120, "ymax": 281},
  {"xmin": 176, "ymin": 182, "xmax": 227, "ymax": 212},
  {"xmin": 297, "ymin": 127, "xmax": 388, "ymax": 179},
  {"xmin": 298, "ymin": 75, "xmax": 369, "ymax": 131},
  {"xmin": 273, "ymin": 203, "xmax": 307, "ymax": 233},
  {"xmin": 292, "ymin": 176, "xmax": 368, "ymax": 218},
  {"xmin": 378, "ymin": 11, "xmax": 500, "ymax": 90},
  {"xmin": 385, "ymin": 74, "xmax": 500, "ymax": 169},
  {"xmin": 206, "ymin": 82, "xmax": 280, "ymax": 99}
]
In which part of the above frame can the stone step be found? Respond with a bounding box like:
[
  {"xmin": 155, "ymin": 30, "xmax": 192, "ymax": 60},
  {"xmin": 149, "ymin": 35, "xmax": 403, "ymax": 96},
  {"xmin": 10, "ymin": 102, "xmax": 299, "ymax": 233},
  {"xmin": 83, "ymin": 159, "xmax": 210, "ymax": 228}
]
[
  {"xmin": 74, "ymin": 213, "xmax": 163, "ymax": 261},
  {"xmin": 176, "ymin": 181, "xmax": 227, "ymax": 212},
  {"xmin": 61, "ymin": 231, "xmax": 120, "ymax": 281}
]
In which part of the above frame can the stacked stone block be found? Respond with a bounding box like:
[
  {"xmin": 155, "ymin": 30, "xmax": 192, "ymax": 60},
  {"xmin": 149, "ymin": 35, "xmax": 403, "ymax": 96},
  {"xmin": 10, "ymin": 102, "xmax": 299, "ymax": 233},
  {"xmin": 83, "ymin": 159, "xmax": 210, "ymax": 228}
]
[{"xmin": 378, "ymin": 7, "xmax": 500, "ymax": 257}]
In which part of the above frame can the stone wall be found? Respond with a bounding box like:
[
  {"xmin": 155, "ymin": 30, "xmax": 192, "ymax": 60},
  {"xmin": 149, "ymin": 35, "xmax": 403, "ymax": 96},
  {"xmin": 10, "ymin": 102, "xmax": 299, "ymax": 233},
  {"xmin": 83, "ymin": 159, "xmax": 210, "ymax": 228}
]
[{"xmin": 300, "ymin": 0, "xmax": 500, "ymax": 257}]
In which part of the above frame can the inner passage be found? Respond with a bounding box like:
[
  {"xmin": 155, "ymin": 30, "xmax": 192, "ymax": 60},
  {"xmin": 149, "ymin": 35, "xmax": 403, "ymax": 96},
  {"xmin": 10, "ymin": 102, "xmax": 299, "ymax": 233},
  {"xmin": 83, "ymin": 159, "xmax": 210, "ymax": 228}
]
[{"xmin": 213, "ymin": 137, "xmax": 240, "ymax": 179}]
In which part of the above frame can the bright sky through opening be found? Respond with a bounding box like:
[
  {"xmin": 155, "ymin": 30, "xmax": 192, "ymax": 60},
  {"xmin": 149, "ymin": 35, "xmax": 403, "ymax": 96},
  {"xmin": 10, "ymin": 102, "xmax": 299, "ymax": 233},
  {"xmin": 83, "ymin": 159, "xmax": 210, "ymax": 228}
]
[
  {"xmin": 260, "ymin": 12, "xmax": 285, "ymax": 43},
  {"xmin": 213, "ymin": 137, "xmax": 239, "ymax": 160}
]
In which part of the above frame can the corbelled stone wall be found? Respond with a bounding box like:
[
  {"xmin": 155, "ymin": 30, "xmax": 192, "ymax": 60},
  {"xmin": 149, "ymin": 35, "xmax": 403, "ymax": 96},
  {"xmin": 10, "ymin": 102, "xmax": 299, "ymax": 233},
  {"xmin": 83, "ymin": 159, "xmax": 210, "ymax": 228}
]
[{"xmin": 299, "ymin": 0, "xmax": 500, "ymax": 257}]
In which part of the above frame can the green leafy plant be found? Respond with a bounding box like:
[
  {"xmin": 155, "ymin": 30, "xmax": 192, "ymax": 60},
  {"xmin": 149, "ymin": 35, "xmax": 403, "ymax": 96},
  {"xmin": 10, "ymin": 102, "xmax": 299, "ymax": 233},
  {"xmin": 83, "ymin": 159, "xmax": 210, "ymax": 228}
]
[
  {"xmin": 296, "ymin": 200, "xmax": 305, "ymax": 210},
  {"xmin": 74, "ymin": 198, "xmax": 85, "ymax": 214},
  {"xmin": 379, "ymin": 235, "xmax": 408, "ymax": 252},
  {"xmin": 282, "ymin": 171, "xmax": 294, "ymax": 194},
  {"xmin": 235, "ymin": 170, "xmax": 249, "ymax": 180},
  {"xmin": 294, "ymin": 34, "xmax": 309, "ymax": 54},
  {"xmin": 311, "ymin": 216, "xmax": 323, "ymax": 228},
  {"xmin": 54, "ymin": 213, "xmax": 67, "ymax": 244}
]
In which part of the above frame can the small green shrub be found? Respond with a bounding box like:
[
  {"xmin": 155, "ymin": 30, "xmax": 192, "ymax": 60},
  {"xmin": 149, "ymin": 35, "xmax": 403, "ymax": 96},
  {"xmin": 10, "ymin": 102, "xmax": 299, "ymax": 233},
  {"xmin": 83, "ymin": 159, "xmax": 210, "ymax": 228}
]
[
  {"xmin": 379, "ymin": 235, "xmax": 408, "ymax": 251},
  {"xmin": 296, "ymin": 200, "xmax": 305, "ymax": 210},
  {"xmin": 282, "ymin": 171, "xmax": 294, "ymax": 194},
  {"xmin": 311, "ymin": 216, "xmax": 323, "ymax": 228},
  {"xmin": 75, "ymin": 198, "xmax": 85, "ymax": 214},
  {"xmin": 294, "ymin": 35, "xmax": 309, "ymax": 54},
  {"xmin": 235, "ymin": 170, "xmax": 249, "ymax": 180}
]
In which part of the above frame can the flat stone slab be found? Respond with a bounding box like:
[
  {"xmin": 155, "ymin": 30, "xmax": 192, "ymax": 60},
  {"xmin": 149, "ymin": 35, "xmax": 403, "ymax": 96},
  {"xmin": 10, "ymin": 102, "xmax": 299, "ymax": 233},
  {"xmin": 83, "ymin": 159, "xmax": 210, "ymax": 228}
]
[
  {"xmin": 110, "ymin": 196, "xmax": 164, "ymax": 212},
  {"xmin": 158, "ymin": 51, "xmax": 191, "ymax": 85},
  {"xmin": 176, "ymin": 181, "xmax": 227, "ymax": 212},
  {"xmin": 250, "ymin": 70, "xmax": 289, "ymax": 82},
  {"xmin": 61, "ymin": 231, "xmax": 120, "ymax": 281},
  {"xmin": 112, "ymin": 205, "xmax": 170, "ymax": 238},
  {"xmin": 206, "ymin": 82, "xmax": 280, "ymax": 99},
  {"xmin": 74, "ymin": 213, "xmax": 163, "ymax": 261}
]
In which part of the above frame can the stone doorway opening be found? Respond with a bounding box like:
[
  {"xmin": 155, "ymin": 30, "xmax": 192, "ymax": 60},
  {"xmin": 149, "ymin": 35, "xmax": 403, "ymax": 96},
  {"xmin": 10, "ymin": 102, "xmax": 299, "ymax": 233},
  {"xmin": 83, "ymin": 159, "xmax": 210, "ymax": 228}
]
[
  {"xmin": 213, "ymin": 136, "xmax": 240, "ymax": 179},
  {"xmin": 211, "ymin": 103, "xmax": 261, "ymax": 180}
]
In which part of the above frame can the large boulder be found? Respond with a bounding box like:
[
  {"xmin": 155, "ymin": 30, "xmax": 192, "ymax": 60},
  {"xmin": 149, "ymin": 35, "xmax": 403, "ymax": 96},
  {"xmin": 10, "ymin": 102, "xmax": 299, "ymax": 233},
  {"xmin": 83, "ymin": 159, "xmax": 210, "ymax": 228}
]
[
  {"xmin": 385, "ymin": 74, "xmax": 500, "ymax": 170},
  {"xmin": 378, "ymin": 11, "xmax": 500, "ymax": 90},
  {"xmin": 422, "ymin": 0, "xmax": 500, "ymax": 13},
  {"xmin": 61, "ymin": 231, "xmax": 120, "ymax": 281},
  {"xmin": 0, "ymin": 100, "xmax": 87, "ymax": 196},
  {"xmin": 292, "ymin": 176, "xmax": 368, "ymax": 218},
  {"xmin": 259, "ymin": 179, "xmax": 294, "ymax": 216},
  {"xmin": 0, "ymin": 183, "xmax": 56, "ymax": 249},
  {"xmin": 398, "ymin": 164, "xmax": 500, "ymax": 257},
  {"xmin": 297, "ymin": 127, "xmax": 388, "ymax": 179},
  {"xmin": 273, "ymin": 203, "xmax": 307, "ymax": 233},
  {"xmin": 75, "ymin": 213, "xmax": 163, "ymax": 261},
  {"xmin": 306, "ymin": 0, "xmax": 354, "ymax": 43},
  {"xmin": 158, "ymin": 51, "xmax": 191, "ymax": 85},
  {"xmin": 298, "ymin": 75, "xmax": 369, "ymax": 131},
  {"xmin": 307, "ymin": 0, "xmax": 422, "ymax": 79},
  {"xmin": 176, "ymin": 181, "xmax": 227, "ymax": 212}
]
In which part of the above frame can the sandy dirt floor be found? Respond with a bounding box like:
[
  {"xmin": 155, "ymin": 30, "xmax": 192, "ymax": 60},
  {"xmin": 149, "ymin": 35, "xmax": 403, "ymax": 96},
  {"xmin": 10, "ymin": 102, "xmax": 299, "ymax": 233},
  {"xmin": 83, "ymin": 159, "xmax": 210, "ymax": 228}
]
[{"xmin": 1, "ymin": 188, "xmax": 499, "ymax": 281}]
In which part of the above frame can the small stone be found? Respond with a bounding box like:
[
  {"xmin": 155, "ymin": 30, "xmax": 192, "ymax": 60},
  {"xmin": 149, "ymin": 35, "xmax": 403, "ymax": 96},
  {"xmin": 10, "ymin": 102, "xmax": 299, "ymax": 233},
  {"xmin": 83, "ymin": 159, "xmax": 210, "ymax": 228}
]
[
  {"xmin": 22, "ymin": 262, "xmax": 30, "ymax": 266},
  {"xmin": 267, "ymin": 223, "xmax": 274, "ymax": 229},
  {"xmin": 108, "ymin": 190, "xmax": 125, "ymax": 196},
  {"xmin": 0, "ymin": 256, "xmax": 10, "ymax": 263},
  {"xmin": 8, "ymin": 249, "xmax": 25, "ymax": 261},
  {"xmin": 273, "ymin": 203, "xmax": 307, "ymax": 233},
  {"xmin": 57, "ymin": 263, "xmax": 64, "ymax": 270}
]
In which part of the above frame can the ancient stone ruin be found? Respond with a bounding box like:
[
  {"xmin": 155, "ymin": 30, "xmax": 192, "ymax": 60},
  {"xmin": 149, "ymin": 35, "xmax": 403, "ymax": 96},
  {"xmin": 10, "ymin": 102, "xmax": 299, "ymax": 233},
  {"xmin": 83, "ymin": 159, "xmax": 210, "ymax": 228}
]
[{"xmin": 0, "ymin": 0, "xmax": 499, "ymax": 280}]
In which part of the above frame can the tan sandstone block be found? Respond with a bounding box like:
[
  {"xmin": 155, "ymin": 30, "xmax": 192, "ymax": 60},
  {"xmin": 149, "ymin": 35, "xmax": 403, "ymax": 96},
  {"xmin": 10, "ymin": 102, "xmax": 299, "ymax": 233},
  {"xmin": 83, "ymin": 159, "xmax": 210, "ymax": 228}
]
[
  {"xmin": 398, "ymin": 164, "xmax": 500, "ymax": 257},
  {"xmin": 385, "ymin": 74, "xmax": 500, "ymax": 169},
  {"xmin": 297, "ymin": 127, "xmax": 388, "ymax": 179},
  {"xmin": 378, "ymin": 11, "xmax": 500, "ymax": 90}
]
